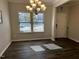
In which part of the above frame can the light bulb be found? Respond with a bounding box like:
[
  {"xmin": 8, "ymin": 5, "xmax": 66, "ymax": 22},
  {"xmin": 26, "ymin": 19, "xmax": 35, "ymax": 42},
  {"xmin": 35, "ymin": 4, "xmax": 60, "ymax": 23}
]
[
  {"xmin": 37, "ymin": 8, "xmax": 40, "ymax": 12},
  {"xmin": 30, "ymin": 0, "xmax": 34, "ymax": 4},
  {"xmin": 38, "ymin": 1, "xmax": 42, "ymax": 5},
  {"xmin": 41, "ymin": 4, "xmax": 45, "ymax": 8},
  {"xmin": 29, "ymin": 7, "xmax": 33, "ymax": 11},
  {"xmin": 26, "ymin": 6, "xmax": 30, "ymax": 10},
  {"xmin": 32, "ymin": 3, "xmax": 36, "ymax": 8},
  {"xmin": 42, "ymin": 6, "xmax": 46, "ymax": 11}
]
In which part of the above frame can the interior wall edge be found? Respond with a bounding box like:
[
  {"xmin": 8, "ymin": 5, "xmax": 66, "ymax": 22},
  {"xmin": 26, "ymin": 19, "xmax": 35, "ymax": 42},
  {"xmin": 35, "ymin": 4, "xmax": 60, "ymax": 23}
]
[
  {"xmin": 0, "ymin": 41, "xmax": 12, "ymax": 57},
  {"xmin": 68, "ymin": 37, "xmax": 79, "ymax": 43}
]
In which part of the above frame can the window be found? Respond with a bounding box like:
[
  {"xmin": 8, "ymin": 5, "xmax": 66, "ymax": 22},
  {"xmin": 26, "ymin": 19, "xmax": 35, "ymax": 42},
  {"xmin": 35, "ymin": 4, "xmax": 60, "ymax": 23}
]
[
  {"xmin": 33, "ymin": 13, "xmax": 44, "ymax": 32},
  {"xmin": 18, "ymin": 12, "xmax": 44, "ymax": 33},
  {"xmin": 19, "ymin": 12, "xmax": 31, "ymax": 32}
]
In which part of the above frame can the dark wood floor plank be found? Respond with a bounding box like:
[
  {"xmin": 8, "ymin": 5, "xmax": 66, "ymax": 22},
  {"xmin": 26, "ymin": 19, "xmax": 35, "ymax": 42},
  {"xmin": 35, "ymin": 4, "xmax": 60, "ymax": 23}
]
[{"xmin": 1, "ymin": 39, "xmax": 79, "ymax": 59}]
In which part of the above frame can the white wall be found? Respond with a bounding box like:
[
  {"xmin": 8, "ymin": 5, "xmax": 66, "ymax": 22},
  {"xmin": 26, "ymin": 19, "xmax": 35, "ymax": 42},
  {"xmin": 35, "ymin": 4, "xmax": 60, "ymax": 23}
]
[
  {"xmin": 68, "ymin": 4, "xmax": 79, "ymax": 42},
  {"xmin": 0, "ymin": 0, "xmax": 11, "ymax": 57},
  {"xmin": 9, "ymin": 2, "xmax": 53, "ymax": 41}
]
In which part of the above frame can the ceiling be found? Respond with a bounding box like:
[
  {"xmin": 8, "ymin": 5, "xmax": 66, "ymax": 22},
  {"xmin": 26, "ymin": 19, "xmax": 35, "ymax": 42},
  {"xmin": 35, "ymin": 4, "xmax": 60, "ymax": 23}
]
[
  {"xmin": 59, "ymin": 0, "xmax": 79, "ymax": 7},
  {"xmin": 8, "ymin": 0, "xmax": 59, "ymax": 5}
]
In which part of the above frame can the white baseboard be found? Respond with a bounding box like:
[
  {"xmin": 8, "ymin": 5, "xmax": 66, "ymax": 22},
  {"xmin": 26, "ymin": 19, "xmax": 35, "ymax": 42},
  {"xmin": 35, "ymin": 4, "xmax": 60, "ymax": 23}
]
[
  {"xmin": 12, "ymin": 38, "xmax": 51, "ymax": 42},
  {"xmin": 69, "ymin": 37, "xmax": 79, "ymax": 43},
  {"xmin": 0, "ymin": 42, "xmax": 11, "ymax": 57},
  {"xmin": 50, "ymin": 37, "xmax": 55, "ymax": 41}
]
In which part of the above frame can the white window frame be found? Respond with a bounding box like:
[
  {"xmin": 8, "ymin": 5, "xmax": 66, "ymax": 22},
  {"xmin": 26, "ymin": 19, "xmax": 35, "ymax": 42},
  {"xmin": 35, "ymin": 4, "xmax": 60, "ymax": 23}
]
[{"xmin": 18, "ymin": 12, "xmax": 45, "ymax": 33}]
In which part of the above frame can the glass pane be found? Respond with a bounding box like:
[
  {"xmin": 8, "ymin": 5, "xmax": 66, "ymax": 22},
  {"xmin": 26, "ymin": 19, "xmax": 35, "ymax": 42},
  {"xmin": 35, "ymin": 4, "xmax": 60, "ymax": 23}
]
[
  {"xmin": 33, "ymin": 22, "xmax": 44, "ymax": 32},
  {"xmin": 20, "ymin": 23, "xmax": 31, "ymax": 32},
  {"xmin": 33, "ymin": 13, "xmax": 44, "ymax": 22},
  {"xmin": 18, "ymin": 12, "xmax": 31, "ymax": 22}
]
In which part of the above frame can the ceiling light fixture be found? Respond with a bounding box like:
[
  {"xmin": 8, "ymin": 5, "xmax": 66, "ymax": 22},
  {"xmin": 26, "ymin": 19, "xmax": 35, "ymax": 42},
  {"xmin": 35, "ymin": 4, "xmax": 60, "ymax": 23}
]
[{"xmin": 26, "ymin": 0, "xmax": 47, "ymax": 14}]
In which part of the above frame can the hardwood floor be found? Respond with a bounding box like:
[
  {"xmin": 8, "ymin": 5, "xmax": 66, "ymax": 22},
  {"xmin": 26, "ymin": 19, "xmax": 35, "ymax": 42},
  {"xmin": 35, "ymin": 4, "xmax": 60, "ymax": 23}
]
[{"xmin": 1, "ymin": 38, "xmax": 79, "ymax": 59}]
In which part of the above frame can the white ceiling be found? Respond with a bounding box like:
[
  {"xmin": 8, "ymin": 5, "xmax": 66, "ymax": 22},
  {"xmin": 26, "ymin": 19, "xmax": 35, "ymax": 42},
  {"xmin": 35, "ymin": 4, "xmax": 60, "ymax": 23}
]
[{"xmin": 8, "ymin": 0, "xmax": 59, "ymax": 5}]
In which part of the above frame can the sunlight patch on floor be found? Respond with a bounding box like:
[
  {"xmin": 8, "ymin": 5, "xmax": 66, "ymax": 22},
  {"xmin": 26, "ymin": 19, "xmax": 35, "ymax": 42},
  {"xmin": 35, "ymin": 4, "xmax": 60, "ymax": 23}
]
[
  {"xmin": 30, "ymin": 46, "xmax": 45, "ymax": 52},
  {"xmin": 43, "ymin": 44, "xmax": 62, "ymax": 50}
]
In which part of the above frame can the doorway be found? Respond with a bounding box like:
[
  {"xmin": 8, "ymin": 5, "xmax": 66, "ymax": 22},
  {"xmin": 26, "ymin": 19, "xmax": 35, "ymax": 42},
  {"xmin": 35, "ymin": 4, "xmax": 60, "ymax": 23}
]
[{"xmin": 55, "ymin": 5, "xmax": 69, "ymax": 38}]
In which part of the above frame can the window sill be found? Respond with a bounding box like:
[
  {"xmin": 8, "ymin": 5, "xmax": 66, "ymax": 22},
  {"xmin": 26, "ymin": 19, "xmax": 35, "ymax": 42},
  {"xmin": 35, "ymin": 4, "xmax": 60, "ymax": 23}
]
[{"xmin": 18, "ymin": 32, "xmax": 45, "ymax": 34}]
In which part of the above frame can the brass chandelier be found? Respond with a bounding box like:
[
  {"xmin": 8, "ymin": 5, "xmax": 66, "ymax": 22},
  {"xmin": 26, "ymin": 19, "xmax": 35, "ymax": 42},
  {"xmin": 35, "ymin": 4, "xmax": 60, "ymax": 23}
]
[{"xmin": 26, "ymin": 0, "xmax": 47, "ymax": 14}]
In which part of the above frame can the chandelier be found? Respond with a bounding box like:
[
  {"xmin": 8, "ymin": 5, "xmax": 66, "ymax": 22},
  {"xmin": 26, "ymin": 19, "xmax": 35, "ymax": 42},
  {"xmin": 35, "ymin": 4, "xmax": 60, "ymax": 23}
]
[{"xmin": 26, "ymin": 0, "xmax": 47, "ymax": 14}]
